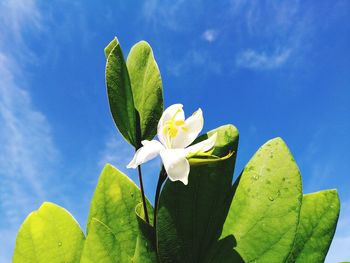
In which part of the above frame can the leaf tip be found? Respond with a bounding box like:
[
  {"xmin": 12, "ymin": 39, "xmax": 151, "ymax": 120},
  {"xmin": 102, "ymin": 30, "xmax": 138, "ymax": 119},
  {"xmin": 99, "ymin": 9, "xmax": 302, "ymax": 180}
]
[{"xmin": 104, "ymin": 37, "xmax": 120, "ymax": 58}]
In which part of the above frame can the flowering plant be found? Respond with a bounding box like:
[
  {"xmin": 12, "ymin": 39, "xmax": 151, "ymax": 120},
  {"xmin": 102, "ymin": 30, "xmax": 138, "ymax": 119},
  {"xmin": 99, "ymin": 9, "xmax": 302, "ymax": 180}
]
[{"xmin": 12, "ymin": 37, "xmax": 340, "ymax": 263}]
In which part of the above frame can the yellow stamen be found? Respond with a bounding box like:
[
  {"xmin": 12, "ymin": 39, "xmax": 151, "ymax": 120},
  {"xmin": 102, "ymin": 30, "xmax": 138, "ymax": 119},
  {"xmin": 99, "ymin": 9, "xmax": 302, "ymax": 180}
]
[
  {"xmin": 163, "ymin": 109, "xmax": 188, "ymax": 139},
  {"xmin": 175, "ymin": 120, "xmax": 185, "ymax": 126}
]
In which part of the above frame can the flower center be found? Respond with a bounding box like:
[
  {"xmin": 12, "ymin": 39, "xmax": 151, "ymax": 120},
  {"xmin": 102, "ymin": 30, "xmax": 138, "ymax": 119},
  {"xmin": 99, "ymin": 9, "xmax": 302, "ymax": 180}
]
[{"xmin": 163, "ymin": 109, "xmax": 187, "ymax": 139}]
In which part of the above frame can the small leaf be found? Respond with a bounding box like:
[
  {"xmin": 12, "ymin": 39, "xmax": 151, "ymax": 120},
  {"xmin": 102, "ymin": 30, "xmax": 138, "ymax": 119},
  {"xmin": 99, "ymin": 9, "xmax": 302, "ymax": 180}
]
[
  {"xmin": 286, "ymin": 189, "xmax": 340, "ymax": 263},
  {"xmin": 188, "ymin": 151, "xmax": 234, "ymax": 166},
  {"xmin": 218, "ymin": 138, "xmax": 302, "ymax": 262},
  {"xmin": 13, "ymin": 202, "xmax": 85, "ymax": 263},
  {"xmin": 157, "ymin": 124, "xmax": 239, "ymax": 262},
  {"xmin": 86, "ymin": 164, "xmax": 156, "ymax": 261},
  {"xmin": 127, "ymin": 41, "xmax": 163, "ymax": 141},
  {"xmin": 105, "ymin": 37, "xmax": 137, "ymax": 147}
]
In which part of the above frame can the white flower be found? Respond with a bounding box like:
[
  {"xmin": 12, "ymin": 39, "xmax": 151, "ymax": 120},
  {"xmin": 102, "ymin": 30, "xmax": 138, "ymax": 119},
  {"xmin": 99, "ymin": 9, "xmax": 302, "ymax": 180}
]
[{"xmin": 127, "ymin": 104, "xmax": 218, "ymax": 185}]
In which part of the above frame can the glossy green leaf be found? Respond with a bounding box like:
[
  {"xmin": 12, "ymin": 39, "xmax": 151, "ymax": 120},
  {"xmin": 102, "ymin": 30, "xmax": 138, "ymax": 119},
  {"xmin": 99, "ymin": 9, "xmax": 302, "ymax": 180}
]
[
  {"xmin": 13, "ymin": 202, "xmax": 85, "ymax": 263},
  {"xmin": 157, "ymin": 124, "xmax": 239, "ymax": 263},
  {"xmin": 105, "ymin": 37, "xmax": 137, "ymax": 146},
  {"xmin": 286, "ymin": 189, "xmax": 340, "ymax": 263},
  {"xmin": 80, "ymin": 218, "xmax": 121, "ymax": 262},
  {"xmin": 217, "ymin": 138, "xmax": 302, "ymax": 263},
  {"xmin": 127, "ymin": 41, "xmax": 163, "ymax": 141},
  {"xmin": 86, "ymin": 164, "xmax": 156, "ymax": 262}
]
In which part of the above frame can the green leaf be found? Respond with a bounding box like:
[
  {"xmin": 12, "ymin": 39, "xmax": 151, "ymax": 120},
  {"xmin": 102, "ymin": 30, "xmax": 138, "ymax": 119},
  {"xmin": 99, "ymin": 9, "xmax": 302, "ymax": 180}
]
[
  {"xmin": 81, "ymin": 216, "xmax": 156, "ymax": 263},
  {"xmin": 86, "ymin": 164, "xmax": 156, "ymax": 262},
  {"xmin": 80, "ymin": 218, "xmax": 121, "ymax": 262},
  {"xmin": 157, "ymin": 124, "xmax": 239, "ymax": 263},
  {"xmin": 286, "ymin": 189, "xmax": 340, "ymax": 263},
  {"xmin": 135, "ymin": 203, "xmax": 158, "ymax": 262},
  {"xmin": 104, "ymin": 37, "xmax": 118, "ymax": 58},
  {"xmin": 127, "ymin": 41, "xmax": 163, "ymax": 141},
  {"xmin": 218, "ymin": 138, "xmax": 302, "ymax": 263},
  {"xmin": 13, "ymin": 202, "xmax": 85, "ymax": 263},
  {"xmin": 105, "ymin": 37, "xmax": 137, "ymax": 147}
]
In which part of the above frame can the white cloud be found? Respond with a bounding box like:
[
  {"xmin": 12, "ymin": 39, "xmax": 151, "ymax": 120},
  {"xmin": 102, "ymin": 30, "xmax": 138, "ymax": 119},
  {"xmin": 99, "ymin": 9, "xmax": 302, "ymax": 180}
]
[
  {"xmin": 202, "ymin": 29, "xmax": 218, "ymax": 43},
  {"xmin": 0, "ymin": 0, "xmax": 59, "ymax": 261},
  {"xmin": 229, "ymin": 1, "xmax": 314, "ymax": 71},
  {"xmin": 167, "ymin": 49, "xmax": 222, "ymax": 76},
  {"xmin": 142, "ymin": 0, "xmax": 202, "ymax": 31},
  {"xmin": 142, "ymin": 0, "xmax": 184, "ymax": 30},
  {"xmin": 236, "ymin": 49, "xmax": 291, "ymax": 70},
  {"xmin": 229, "ymin": 0, "xmax": 301, "ymax": 36},
  {"xmin": 0, "ymin": 53, "xmax": 58, "ymax": 223}
]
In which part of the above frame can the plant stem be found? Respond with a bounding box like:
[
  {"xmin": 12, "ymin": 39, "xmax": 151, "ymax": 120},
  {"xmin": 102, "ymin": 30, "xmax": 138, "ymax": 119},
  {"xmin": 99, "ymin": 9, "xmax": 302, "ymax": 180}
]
[
  {"xmin": 154, "ymin": 167, "xmax": 167, "ymax": 229},
  {"xmin": 137, "ymin": 165, "xmax": 149, "ymax": 224}
]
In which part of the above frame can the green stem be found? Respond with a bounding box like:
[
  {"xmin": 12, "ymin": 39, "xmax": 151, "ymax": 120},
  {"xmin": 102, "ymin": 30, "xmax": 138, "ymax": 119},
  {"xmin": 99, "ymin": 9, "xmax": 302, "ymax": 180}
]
[
  {"xmin": 137, "ymin": 164, "xmax": 149, "ymax": 224},
  {"xmin": 154, "ymin": 167, "xmax": 167, "ymax": 229}
]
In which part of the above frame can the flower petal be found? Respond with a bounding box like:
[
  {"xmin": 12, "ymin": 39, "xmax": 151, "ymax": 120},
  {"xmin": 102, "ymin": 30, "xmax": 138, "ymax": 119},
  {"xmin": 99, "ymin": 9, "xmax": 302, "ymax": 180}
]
[
  {"xmin": 186, "ymin": 132, "xmax": 217, "ymax": 156},
  {"xmin": 160, "ymin": 149, "xmax": 190, "ymax": 185},
  {"xmin": 127, "ymin": 140, "xmax": 164, "ymax": 169},
  {"xmin": 171, "ymin": 108, "xmax": 204, "ymax": 148},
  {"xmin": 157, "ymin": 104, "xmax": 185, "ymax": 147}
]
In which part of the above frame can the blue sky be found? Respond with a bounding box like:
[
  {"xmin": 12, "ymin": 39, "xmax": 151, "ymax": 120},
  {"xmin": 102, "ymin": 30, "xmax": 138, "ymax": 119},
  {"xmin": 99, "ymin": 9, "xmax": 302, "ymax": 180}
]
[{"xmin": 0, "ymin": 0, "xmax": 349, "ymax": 262}]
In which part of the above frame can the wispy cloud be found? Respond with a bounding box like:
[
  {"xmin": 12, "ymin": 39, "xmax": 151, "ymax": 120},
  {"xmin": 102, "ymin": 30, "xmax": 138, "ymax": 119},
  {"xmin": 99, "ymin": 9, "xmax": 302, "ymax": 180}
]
[
  {"xmin": 0, "ymin": 0, "xmax": 59, "ymax": 261},
  {"xmin": 229, "ymin": 0, "xmax": 301, "ymax": 36},
  {"xmin": 0, "ymin": 53, "xmax": 58, "ymax": 224},
  {"xmin": 142, "ymin": 0, "xmax": 185, "ymax": 30},
  {"xmin": 202, "ymin": 29, "xmax": 218, "ymax": 43},
  {"xmin": 167, "ymin": 49, "xmax": 222, "ymax": 76},
  {"xmin": 236, "ymin": 48, "xmax": 292, "ymax": 70},
  {"xmin": 142, "ymin": 0, "xmax": 204, "ymax": 31},
  {"xmin": 229, "ymin": 0, "xmax": 311, "ymax": 71}
]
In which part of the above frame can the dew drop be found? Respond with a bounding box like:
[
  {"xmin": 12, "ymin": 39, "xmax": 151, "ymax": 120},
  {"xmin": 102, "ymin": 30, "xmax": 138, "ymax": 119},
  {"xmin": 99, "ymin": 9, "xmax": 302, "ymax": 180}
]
[
  {"xmin": 58, "ymin": 242, "xmax": 62, "ymax": 247},
  {"xmin": 268, "ymin": 196, "xmax": 274, "ymax": 201},
  {"xmin": 253, "ymin": 175, "xmax": 259, "ymax": 180}
]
